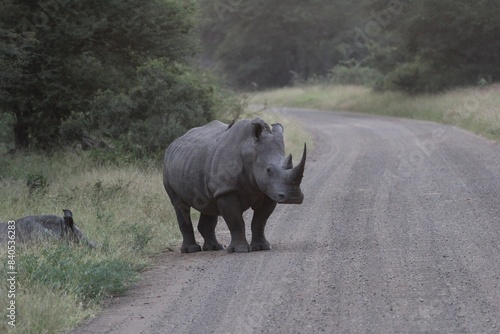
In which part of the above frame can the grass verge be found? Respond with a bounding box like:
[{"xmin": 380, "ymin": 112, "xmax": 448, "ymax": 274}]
[
  {"xmin": 0, "ymin": 151, "xmax": 179, "ymax": 333},
  {"xmin": 252, "ymin": 84, "xmax": 500, "ymax": 142}
]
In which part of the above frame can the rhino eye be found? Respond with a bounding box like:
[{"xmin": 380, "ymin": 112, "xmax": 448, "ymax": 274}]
[{"xmin": 266, "ymin": 166, "xmax": 273, "ymax": 176}]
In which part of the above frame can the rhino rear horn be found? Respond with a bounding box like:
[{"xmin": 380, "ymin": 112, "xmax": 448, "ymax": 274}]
[
  {"xmin": 283, "ymin": 154, "xmax": 293, "ymax": 170},
  {"xmin": 291, "ymin": 143, "xmax": 307, "ymax": 181},
  {"xmin": 62, "ymin": 209, "xmax": 75, "ymax": 232}
]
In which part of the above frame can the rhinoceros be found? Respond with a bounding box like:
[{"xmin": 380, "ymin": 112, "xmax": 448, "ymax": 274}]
[
  {"xmin": 0, "ymin": 209, "xmax": 95, "ymax": 248},
  {"xmin": 163, "ymin": 117, "xmax": 306, "ymax": 253}
]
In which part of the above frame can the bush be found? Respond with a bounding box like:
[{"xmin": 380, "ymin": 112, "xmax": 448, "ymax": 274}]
[
  {"xmin": 87, "ymin": 60, "xmax": 218, "ymax": 159},
  {"xmin": 383, "ymin": 59, "xmax": 434, "ymax": 94}
]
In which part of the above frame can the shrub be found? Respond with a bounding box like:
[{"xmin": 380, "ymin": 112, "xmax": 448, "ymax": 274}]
[
  {"xmin": 383, "ymin": 59, "xmax": 434, "ymax": 94},
  {"xmin": 87, "ymin": 60, "xmax": 217, "ymax": 159}
]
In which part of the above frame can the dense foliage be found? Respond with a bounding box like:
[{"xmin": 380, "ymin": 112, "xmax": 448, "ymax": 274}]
[
  {"xmin": 200, "ymin": 0, "xmax": 500, "ymax": 93},
  {"xmin": 0, "ymin": 0, "xmax": 217, "ymax": 151},
  {"xmin": 383, "ymin": 0, "xmax": 500, "ymax": 93}
]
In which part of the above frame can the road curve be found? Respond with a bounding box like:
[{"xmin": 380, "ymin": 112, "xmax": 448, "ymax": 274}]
[{"xmin": 75, "ymin": 108, "xmax": 500, "ymax": 334}]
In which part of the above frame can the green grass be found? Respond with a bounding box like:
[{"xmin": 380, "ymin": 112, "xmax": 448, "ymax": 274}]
[
  {"xmin": 253, "ymin": 84, "xmax": 500, "ymax": 142},
  {"xmin": 0, "ymin": 112, "xmax": 309, "ymax": 333}
]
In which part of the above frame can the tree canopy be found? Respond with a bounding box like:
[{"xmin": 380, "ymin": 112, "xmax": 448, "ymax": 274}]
[
  {"xmin": 0, "ymin": 0, "xmax": 216, "ymax": 151},
  {"xmin": 385, "ymin": 0, "xmax": 500, "ymax": 93}
]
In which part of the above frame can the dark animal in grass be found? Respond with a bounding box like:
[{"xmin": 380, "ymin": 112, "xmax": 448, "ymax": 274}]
[
  {"xmin": 0, "ymin": 209, "xmax": 95, "ymax": 248},
  {"xmin": 163, "ymin": 117, "xmax": 306, "ymax": 253}
]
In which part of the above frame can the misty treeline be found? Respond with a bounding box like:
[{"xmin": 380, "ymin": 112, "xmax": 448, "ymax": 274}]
[
  {"xmin": 1, "ymin": 0, "xmax": 499, "ymax": 152},
  {"xmin": 0, "ymin": 0, "xmax": 219, "ymax": 152},
  {"xmin": 200, "ymin": 0, "xmax": 500, "ymax": 92}
]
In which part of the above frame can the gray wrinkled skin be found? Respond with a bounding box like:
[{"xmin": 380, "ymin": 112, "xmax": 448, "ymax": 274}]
[
  {"xmin": 163, "ymin": 117, "xmax": 306, "ymax": 253},
  {"xmin": 0, "ymin": 209, "xmax": 95, "ymax": 248}
]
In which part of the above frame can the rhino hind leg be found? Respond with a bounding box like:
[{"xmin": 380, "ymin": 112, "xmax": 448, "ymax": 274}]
[
  {"xmin": 197, "ymin": 214, "xmax": 224, "ymax": 251},
  {"xmin": 164, "ymin": 180, "xmax": 201, "ymax": 253},
  {"xmin": 217, "ymin": 194, "xmax": 251, "ymax": 253},
  {"xmin": 173, "ymin": 203, "xmax": 202, "ymax": 253},
  {"xmin": 250, "ymin": 196, "xmax": 277, "ymax": 251}
]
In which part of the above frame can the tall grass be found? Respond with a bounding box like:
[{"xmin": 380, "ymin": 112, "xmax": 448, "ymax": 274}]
[{"xmin": 253, "ymin": 84, "xmax": 500, "ymax": 142}]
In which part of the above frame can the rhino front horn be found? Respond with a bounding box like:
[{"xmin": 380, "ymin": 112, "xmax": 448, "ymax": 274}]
[{"xmin": 291, "ymin": 143, "xmax": 306, "ymax": 181}]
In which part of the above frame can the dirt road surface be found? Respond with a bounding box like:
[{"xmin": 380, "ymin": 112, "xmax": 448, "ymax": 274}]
[{"xmin": 75, "ymin": 108, "xmax": 500, "ymax": 333}]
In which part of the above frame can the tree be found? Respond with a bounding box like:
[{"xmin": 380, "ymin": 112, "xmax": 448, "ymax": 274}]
[
  {"xmin": 0, "ymin": 0, "xmax": 203, "ymax": 149},
  {"xmin": 86, "ymin": 60, "xmax": 216, "ymax": 157},
  {"xmin": 381, "ymin": 0, "xmax": 500, "ymax": 92}
]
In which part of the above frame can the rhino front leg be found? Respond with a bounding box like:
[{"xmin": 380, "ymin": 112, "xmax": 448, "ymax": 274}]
[
  {"xmin": 251, "ymin": 195, "xmax": 277, "ymax": 251},
  {"xmin": 217, "ymin": 194, "xmax": 251, "ymax": 253},
  {"xmin": 173, "ymin": 203, "xmax": 202, "ymax": 253},
  {"xmin": 197, "ymin": 213, "xmax": 224, "ymax": 251}
]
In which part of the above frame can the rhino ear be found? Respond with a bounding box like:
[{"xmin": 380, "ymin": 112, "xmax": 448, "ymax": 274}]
[
  {"xmin": 252, "ymin": 122, "xmax": 264, "ymax": 140},
  {"xmin": 271, "ymin": 123, "xmax": 284, "ymax": 134},
  {"xmin": 62, "ymin": 209, "xmax": 75, "ymax": 232},
  {"xmin": 63, "ymin": 209, "xmax": 73, "ymax": 218}
]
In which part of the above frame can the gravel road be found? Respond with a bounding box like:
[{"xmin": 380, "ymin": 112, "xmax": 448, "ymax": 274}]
[{"xmin": 75, "ymin": 108, "xmax": 500, "ymax": 334}]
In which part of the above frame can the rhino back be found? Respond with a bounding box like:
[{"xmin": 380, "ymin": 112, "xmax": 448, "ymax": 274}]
[
  {"xmin": 164, "ymin": 119, "xmax": 258, "ymax": 213},
  {"xmin": 15, "ymin": 215, "xmax": 64, "ymax": 242},
  {"xmin": 164, "ymin": 121, "xmax": 228, "ymax": 213}
]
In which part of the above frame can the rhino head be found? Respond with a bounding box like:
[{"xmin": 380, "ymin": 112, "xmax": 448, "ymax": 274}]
[{"xmin": 251, "ymin": 119, "xmax": 306, "ymax": 204}]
